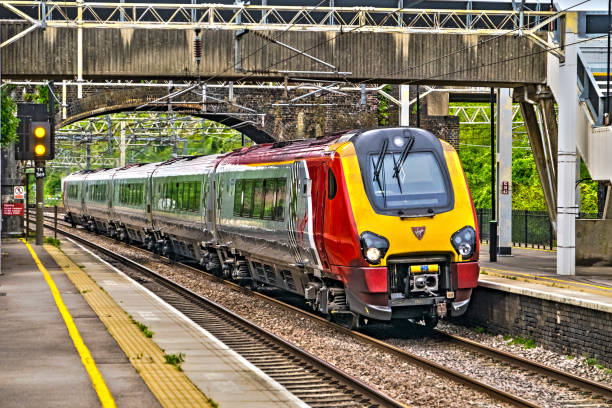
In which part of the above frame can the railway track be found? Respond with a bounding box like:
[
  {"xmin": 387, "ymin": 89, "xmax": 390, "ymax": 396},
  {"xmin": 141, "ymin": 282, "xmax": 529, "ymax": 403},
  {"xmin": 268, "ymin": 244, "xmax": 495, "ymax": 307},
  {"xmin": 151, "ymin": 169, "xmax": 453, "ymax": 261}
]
[
  {"xmin": 34, "ymin": 218, "xmax": 404, "ymax": 408},
  {"xmin": 35, "ymin": 216, "xmax": 612, "ymax": 407}
]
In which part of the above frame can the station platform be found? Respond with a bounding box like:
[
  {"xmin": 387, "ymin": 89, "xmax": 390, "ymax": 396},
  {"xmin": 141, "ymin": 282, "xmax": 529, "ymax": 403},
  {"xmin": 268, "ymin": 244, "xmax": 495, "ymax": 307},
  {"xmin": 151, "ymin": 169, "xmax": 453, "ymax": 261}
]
[
  {"xmin": 0, "ymin": 238, "xmax": 307, "ymax": 408},
  {"xmin": 478, "ymin": 244, "xmax": 612, "ymax": 313}
]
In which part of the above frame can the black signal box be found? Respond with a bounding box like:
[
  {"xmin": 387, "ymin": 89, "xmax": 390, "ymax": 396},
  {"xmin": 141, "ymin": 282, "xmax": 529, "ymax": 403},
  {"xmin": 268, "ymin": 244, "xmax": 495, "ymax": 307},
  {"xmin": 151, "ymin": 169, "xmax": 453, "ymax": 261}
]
[{"xmin": 15, "ymin": 103, "xmax": 55, "ymax": 161}]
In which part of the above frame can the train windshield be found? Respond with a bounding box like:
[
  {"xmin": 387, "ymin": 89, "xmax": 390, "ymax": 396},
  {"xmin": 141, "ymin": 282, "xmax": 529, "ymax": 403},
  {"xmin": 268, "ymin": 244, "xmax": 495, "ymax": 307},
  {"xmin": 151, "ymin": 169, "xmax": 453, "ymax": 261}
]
[{"xmin": 368, "ymin": 151, "xmax": 449, "ymax": 211}]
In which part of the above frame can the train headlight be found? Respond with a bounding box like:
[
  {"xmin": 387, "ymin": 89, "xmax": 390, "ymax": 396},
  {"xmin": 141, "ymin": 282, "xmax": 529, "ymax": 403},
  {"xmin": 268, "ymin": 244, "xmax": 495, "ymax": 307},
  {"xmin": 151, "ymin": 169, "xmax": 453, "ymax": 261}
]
[
  {"xmin": 360, "ymin": 231, "xmax": 389, "ymax": 265},
  {"xmin": 451, "ymin": 226, "xmax": 476, "ymax": 259}
]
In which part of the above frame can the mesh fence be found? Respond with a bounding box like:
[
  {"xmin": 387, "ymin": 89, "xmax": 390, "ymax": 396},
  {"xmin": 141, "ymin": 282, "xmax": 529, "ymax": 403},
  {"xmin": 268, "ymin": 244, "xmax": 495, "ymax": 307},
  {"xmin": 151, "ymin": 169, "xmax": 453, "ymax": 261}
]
[{"xmin": 475, "ymin": 209, "xmax": 600, "ymax": 250}]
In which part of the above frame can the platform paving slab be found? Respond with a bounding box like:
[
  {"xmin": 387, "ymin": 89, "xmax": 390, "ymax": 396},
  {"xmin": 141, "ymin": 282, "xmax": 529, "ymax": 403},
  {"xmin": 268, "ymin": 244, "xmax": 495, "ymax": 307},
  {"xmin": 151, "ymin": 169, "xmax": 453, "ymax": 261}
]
[
  {"xmin": 478, "ymin": 243, "xmax": 612, "ymax": 311},
  {"xmin": 0, "ymin": 238, "xmax": 160, "ymax": 408},
  {"xmin": 60, "ymin": 237, "xmax": 309, "ymax": 408}
]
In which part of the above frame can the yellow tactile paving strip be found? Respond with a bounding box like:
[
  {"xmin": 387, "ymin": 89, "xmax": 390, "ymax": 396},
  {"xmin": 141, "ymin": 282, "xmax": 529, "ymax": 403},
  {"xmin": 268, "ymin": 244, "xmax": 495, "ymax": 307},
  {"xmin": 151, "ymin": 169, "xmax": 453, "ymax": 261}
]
[
  {"xmin": 20, "ymin": 239, "xmax": 116, "ymax": 408},
  {"xmin": 481, "ymin": 267, "xmax": 612, "ymax": 298},
  {"xmin": 43, "ymin": 244, "xmax": 212, "ymax": 408}
]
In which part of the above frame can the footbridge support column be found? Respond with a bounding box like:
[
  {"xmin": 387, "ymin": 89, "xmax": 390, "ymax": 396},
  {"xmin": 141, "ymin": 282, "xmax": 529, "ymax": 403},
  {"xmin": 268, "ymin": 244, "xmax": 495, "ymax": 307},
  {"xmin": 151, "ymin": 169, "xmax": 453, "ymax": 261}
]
[
  {"xmin": 400, "ymin": 85, "xmax": 410, "ymax": 126},
  {"xmin": 497, "ymin": 88, "xmax": 513, "ymax": 255},
  {"xmin": 514, "ymin": 86, "xmax": 558, "ymax": 229},
  {"xmin": 557, "ymin": 29, "xmax": 579, "ymax": 275}
]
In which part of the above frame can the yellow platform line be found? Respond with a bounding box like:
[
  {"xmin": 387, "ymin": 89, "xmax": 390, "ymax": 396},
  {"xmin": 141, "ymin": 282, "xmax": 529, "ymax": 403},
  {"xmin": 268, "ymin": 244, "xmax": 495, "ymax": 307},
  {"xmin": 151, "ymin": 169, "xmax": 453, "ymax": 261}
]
[
  {"xmin": 43, "ymin": 243, "xmax": 212, "ymax": 408},
  {"xmin": 481, "ymin": 267, "xmax": 612, "ymax": 298},
  {"xmin": 20, "ymin": 239, "xmax": 116, "ymax": 408}
]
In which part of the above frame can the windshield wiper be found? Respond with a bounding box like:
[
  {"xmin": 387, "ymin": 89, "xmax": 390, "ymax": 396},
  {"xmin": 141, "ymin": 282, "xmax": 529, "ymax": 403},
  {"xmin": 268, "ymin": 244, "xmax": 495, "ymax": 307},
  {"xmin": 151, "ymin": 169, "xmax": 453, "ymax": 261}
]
[
  {"xmin": 392, "ymin": 135, "xmax": 415, "ymax": 182},
  {"xmin": 373, "ymin": 139, "xmax": 388, "ymax": 206}
]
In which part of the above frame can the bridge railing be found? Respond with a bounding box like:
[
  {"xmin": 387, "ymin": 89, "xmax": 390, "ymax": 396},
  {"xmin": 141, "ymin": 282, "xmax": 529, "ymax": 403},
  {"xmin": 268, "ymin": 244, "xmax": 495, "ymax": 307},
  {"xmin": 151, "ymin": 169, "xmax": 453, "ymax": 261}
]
[
  {"xmin": 578, "ymin": 48, "xmax": 610, "ymax": 126},
  {"xmin": 0, "ymin": 2, "xmax": 559, "ymax": 34}
]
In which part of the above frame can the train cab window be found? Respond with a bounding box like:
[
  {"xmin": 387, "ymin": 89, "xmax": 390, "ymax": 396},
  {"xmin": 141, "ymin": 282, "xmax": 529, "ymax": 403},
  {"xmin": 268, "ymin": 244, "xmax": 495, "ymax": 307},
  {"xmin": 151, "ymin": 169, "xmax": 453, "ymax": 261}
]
[
  {"xmin": 252, "ymin": 180, "xmax": 264, "ymax": 218},
  {"xmin": 263, "ymin": 179, "xmax": 277, "ymax": 220},
  {"xmin": 242, "ymin": 180, "xmax": 254, "ymax": 217},
  {"xmin": 328, "ymin": 168, "xmax": 337, "ymax": 200}
]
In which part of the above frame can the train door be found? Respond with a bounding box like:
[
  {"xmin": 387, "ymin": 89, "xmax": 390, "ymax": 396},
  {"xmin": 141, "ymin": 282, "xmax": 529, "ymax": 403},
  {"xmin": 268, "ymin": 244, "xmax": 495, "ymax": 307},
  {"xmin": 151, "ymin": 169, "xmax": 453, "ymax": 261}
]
[
  {"xmin": 288, "ymin": 161, "xmax": 322, "ymax": 269},
  {"xmin": 311, "ymin": 161, "xmax": 330, "ymax": 271}
]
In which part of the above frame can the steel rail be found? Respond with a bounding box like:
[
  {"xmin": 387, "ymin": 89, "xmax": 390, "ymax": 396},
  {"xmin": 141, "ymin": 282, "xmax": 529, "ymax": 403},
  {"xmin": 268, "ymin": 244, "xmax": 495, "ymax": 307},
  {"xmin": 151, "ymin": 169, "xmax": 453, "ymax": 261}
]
[
  {"xmin": 39, "ymin": 216, "xmax": 612, "ymax": 406},
  {"xmin": 38, "ymin": 216, "xmax": 535, "ymax": 406},
  {"xmin": 35, "ymin": 218, "xmax": 405, "ymax": 408},
  {"xmin": 437, "ymin": 331, "xmax": 612, "ymax": 401}
]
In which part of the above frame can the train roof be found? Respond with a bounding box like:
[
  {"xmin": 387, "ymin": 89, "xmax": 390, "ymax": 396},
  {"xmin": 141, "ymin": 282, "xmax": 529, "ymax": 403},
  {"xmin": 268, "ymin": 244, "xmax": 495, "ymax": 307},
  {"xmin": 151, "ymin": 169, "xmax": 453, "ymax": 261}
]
[
  {"xmin": 151, "ymin": 154, "xmax": 222, "ymax": 177},
  {"xmin": 82, "ymin": 167, "xmax": 118, "ymax": 182},
  {"xmin": 219, "ymin": 134, "xmax": 344, "ymax": 166},
  {"xmin": 112, "ymin": 162, "xmax": 161, "ymax": 180}
]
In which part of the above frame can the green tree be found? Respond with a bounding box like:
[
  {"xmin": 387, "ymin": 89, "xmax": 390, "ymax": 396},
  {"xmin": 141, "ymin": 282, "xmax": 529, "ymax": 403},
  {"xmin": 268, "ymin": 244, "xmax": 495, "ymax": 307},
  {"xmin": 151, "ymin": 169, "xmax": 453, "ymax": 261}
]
[
  {"xmin": 377, "ymin": 85, "xmax": 392, "ymax": 126},
  {"xmin": 1, "ymin": 88, "xmax": 19, "ymax": 147}
]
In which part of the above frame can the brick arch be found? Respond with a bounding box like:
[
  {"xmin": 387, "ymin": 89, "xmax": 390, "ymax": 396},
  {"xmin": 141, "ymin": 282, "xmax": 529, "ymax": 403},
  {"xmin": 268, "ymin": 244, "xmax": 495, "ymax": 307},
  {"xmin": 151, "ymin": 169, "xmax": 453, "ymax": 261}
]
[{"xmin": 57, "ymin": 88, "xmax": 276, "ymax": 144}]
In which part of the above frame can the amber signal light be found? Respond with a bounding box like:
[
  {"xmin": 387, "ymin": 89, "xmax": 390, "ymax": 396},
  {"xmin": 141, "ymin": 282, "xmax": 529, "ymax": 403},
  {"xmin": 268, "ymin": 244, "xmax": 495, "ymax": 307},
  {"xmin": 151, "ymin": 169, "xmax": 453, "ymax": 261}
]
[
  {"xmin": 34, "ymin": 126, "xmax": 46, "ymax": 138},
  {"xmin": 34, "ymin": 144, "xmax": 46, "ymax": 156}
]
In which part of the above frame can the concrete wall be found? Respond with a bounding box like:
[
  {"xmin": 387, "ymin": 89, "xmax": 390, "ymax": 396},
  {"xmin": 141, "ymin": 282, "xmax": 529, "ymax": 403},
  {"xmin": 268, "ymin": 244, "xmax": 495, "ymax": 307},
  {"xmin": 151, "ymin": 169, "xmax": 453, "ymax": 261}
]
[
  {"xmin": 2, "ymin": 23, "xmax": 548, "ymax": 85},
  {"xmin": 456, "ymin": 287, "xmax": 612, "ymax": 368},
  {"xmin": 576, "ymin": 219, "xmax": 612, "ymax": 266}
]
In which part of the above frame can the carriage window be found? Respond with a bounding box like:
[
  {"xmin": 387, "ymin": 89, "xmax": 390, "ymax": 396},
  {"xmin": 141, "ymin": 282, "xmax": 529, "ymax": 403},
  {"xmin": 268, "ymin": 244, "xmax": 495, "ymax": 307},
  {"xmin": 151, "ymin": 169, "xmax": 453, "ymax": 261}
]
[
  {"xmin": 194, "ymin": 182, "xmax": 201, "ymax": 212},
  {"xmin": 233, "ymin": 179, "xmax": 244, "ymax": 216},
  {"xmin": 274, "ymin": 178, "xmax": 286, "ymax": 221},
  {"xmin": 175, "ymin": 183, "xmax": 183, "ymax": 210},
  {"xmin": 241, "ymin": 180, "xmax": 254, "ymax": 217},
  {"xmin": 252, "ymin": 179, "xmax": 264, "ymax": 218},
  {"xmin": 186, "ymin": 182, "xmax": 193, "ymax": 211},
  {"xmin": 263, "ymin": 179, "xmax": 276, "ymax": 220},
  {"xmin": 137, "ymin": 183, "xmax": 143, "ymax": 206}
]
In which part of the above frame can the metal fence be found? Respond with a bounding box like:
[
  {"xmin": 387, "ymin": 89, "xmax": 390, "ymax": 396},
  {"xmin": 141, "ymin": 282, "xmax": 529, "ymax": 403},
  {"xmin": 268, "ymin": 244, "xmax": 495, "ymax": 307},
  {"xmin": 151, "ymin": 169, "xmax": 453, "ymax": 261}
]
[{"xmin": 476, "ymin": 209, "xmax": 600, "ymax": 250}]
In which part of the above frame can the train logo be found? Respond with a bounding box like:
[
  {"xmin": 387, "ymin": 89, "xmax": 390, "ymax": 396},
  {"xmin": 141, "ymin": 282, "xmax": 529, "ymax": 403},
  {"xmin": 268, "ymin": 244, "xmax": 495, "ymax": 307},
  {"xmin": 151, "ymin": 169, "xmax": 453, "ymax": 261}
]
[{"xmin": 412, "ymin": 226, "xmax": 426, "ymax": 240}]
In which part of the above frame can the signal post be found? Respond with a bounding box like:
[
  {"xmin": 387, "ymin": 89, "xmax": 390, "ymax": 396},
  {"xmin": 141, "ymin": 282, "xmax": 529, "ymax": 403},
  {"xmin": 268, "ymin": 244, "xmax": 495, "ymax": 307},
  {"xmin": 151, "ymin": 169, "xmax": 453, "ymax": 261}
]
[{"xmin": 16, "ymin": 97, "xmax": 55, "ymax": 245}]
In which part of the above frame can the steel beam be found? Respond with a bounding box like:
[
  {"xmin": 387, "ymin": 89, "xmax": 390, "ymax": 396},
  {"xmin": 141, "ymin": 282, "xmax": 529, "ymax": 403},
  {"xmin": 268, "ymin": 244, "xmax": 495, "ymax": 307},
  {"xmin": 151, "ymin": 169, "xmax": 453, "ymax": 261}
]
[{"xmin": 0, "ymin": 2, "xmax": 559, "ymax": 35}]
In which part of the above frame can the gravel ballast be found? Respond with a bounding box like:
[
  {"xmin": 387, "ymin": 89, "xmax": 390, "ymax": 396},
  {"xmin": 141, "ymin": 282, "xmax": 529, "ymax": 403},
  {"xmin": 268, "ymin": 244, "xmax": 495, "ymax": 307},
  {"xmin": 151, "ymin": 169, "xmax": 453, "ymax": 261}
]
[{"xmin": 59, "ymin": 226, "xmax": 611, "ymax": 407}]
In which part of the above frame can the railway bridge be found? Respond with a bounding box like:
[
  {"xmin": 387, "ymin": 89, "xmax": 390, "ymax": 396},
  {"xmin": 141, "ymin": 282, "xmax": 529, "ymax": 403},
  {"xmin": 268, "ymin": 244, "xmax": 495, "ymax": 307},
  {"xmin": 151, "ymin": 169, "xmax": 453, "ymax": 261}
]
[{"xmin": 1, "ymin": 3, "xmax": 553, "ymax": 85}]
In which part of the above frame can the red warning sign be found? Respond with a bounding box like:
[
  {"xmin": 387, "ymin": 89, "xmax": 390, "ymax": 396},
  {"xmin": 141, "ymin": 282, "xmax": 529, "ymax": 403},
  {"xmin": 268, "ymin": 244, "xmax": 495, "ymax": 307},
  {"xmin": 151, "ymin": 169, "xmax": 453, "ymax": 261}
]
[{"xmin": 2, "ymin": 203, "xmax": 24, "ymax": 216}]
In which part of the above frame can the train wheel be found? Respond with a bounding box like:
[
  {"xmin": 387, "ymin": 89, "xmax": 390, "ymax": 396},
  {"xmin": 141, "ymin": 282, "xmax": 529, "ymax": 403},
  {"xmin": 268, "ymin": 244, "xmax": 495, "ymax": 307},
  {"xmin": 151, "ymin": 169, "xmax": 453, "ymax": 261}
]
[
  {"xmin": 423, "ymin": 315, "xmax": 438, "ymax": 329},
  {"xmin": 331, "ymin": 312, "xmax": 361, "ymax": 330}
]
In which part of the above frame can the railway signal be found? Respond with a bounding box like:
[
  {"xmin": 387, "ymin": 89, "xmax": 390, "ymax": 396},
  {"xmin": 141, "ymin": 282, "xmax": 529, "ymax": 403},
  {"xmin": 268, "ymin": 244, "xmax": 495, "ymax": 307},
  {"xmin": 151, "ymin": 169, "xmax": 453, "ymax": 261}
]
[
  {"xmin": 15, "ymin": 103, "xmax": 55, "ymax": 161},
  {"xmin": 15, "ymin": 98, "xmax": 56, "ymax": 246}
]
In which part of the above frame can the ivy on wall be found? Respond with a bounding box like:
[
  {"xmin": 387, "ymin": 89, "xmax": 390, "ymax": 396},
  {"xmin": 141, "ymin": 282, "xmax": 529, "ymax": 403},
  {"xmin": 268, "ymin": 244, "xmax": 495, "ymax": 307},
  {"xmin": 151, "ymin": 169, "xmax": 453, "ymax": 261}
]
[{"xmin": 1, "ymin": 87, "xmax": 19, "ymax": 147}]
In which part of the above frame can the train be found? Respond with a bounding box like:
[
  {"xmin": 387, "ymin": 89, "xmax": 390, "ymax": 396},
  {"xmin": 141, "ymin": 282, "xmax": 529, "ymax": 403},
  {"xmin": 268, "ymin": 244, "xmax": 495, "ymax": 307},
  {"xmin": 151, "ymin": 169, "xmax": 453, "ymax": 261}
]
[{"xmin": 63, "ymin": 127, "xmax": 479, "ymax": 328}]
